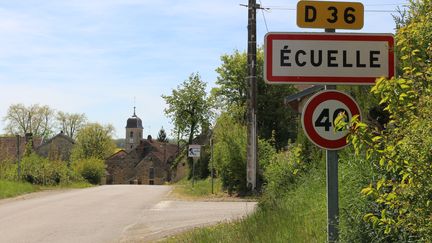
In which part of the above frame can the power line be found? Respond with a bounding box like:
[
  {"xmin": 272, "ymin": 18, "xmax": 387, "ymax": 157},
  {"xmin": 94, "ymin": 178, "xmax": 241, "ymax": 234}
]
[
  {"xmin": 261, "ymin": 2, "xmax": 409, "ymax": 13},
  {"xmin": 263, "ymin": 7, "xmax": 401, "ymax": 13},
  {"xmin": 258, "ymin": 0, "xmax": 269, "ymax": 32},
  {"xmin": 264, "ymin": 3, "xmax": 408, "ymax": 8}
]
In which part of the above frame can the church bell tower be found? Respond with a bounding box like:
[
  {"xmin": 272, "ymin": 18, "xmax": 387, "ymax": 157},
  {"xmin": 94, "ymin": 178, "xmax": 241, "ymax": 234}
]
[{"xmin": 125, "ymin": 107, "xmax": 143, "ymax": 150}]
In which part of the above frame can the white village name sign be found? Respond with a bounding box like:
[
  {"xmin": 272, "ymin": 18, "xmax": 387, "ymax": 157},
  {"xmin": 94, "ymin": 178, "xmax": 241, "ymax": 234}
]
[{"xmin": 264, "ymin": 32, "xmax": 395, "ymax": 85}]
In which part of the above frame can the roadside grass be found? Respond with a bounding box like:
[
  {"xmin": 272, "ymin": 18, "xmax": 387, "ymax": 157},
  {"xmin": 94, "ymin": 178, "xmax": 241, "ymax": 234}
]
[
  {"xmin": 167, "ymin": 149, "xmax": 373, "ymax": 242},
  {"xmin": 166, "ymin": 166, "xmax": 327, "ymax": 243},
  {"xmin": 0, "ymin": 179, "xmax": 93, "ymax": 200},
  {"xmin": 171, "ymin": 177, "xmax": 226, "ymax": 199},
  {"xmin": 0, "ymin": 180, "xmax": 38, "ymax": 199}
]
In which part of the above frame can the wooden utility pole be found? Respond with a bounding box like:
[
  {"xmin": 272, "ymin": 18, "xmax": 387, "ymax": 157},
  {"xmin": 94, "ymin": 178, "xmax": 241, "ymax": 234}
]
[{"xmin": 246, "ymin": 0, "xmax": 258, "ymax": 191}]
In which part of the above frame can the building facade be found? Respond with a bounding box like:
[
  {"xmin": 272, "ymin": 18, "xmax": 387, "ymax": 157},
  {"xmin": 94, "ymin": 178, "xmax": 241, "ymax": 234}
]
[{"xmin": 105, "ymin": 109, "xmax": 185, "ymax": 185}]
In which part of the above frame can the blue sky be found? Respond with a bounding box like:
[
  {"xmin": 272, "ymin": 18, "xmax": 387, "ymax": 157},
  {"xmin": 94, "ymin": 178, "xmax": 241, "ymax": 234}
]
[{"xmin": 0, "ymin": 0, "xmax": 406, "ymax": 139}]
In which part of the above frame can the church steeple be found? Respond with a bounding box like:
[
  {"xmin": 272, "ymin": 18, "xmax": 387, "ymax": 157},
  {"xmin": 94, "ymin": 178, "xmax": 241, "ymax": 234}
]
[{"xmin": 125, "ymin": 106, "xmax": 143, "ymax": 150}]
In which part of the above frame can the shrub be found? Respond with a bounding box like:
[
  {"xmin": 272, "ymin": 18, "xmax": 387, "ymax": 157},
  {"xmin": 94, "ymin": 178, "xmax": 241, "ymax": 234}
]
[
  {"xmin": 0, "ymin": 159, "xmax": 15, "ymax": 180},
  {"xmin": 71, "ymin": 157, "xmax": 105, "ymax": 184},
  {"xmin": 262, "ymin": 143, "xmax": 308, "ymax": 206},
  {"xmin": 213, "ymin": 114, "xmax": 247, "ymax": 194},
  {"xmin": 20, "ymin": 154, "xmax": 70, "ymax": 185}
]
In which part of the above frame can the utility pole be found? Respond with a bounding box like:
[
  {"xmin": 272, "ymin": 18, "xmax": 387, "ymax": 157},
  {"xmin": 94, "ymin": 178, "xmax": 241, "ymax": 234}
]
[
  {"xmin": 246, "ymin": 0, "xmax": 258, "ymax": 191},
  {"xmin": 16, "ymin": 135, "xmax": 21, "ymax": 179}
]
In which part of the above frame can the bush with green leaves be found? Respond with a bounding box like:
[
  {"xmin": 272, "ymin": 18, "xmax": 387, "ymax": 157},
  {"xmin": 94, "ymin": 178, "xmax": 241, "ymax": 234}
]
[
  {"xmin": 19, "ymin": 154, "xmax": 71, "ymax": 185},
  {"xmin": 71, "ymin": 157, "xmax": 105, "ymax": 185},
  {"xmin": 261, "ymin": 143, "xmax": 309, "ymax": 205},
  {"xmin": 213, "ymin": 113, "xmax": 247, "ymax": 194},
  {"xmin": 336, "ymin": 1, "xmax": 432, "ymax": 240}
]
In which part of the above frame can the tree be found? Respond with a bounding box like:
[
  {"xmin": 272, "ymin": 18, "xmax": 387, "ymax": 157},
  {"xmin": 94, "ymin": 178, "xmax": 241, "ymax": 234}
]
[
  {"xmin": 3, "ymin": 103, "xmax": 55, "ymax": 138},
  {"xmin": 213, "ymin": 48, "xmax": 297, "ymax": 150},
  {"xmin": 56, "ymin": 111, "xmax": 87, "ymax": 139},
  {"xmin": 71, "ymin": 123, "xmax": 116, "ymax": 160},
  {"xmin": 162, "ymin": 73, "xmax": 213, "ymax": 178},
  {"xmin": 162, "ymin": 73, "xmax": 213, "ymax": 145},
  {"xmin": 157, "ymin": 127, "xmax": 168, "ymax": 143}
]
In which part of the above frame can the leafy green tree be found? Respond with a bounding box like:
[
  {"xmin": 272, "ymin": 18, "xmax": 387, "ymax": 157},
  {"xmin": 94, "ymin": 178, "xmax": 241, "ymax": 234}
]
[
  {"xmin": 56, "ymin": 111, "xmax": 87, "ymax": 139},
  {"xmin": 213, "ymin": 48, "xmax": 297, "ymax": 150},
  {"xmin": 162, "ymin": 73, "xmax": 213, "ymax": 178},
  {"xmin": 71, "ymin": 123, "xmax": 116, "ymax": 160},
  {"xmin": 3, "ymin": 103, "xmax": 55, "ymax": 138},
  {"xmin": 157, "ymin": 127, "xmax": 168, "ymax": 143},
  {"xmin": 339, "ymin": 1, "xmax": 432, "ymax": 241}
]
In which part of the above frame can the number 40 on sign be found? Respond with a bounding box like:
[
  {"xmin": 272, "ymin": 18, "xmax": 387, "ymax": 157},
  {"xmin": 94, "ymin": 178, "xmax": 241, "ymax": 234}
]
[{"xmin": 301, "ymin": 90, "xmax": 361, "ymax": 150}]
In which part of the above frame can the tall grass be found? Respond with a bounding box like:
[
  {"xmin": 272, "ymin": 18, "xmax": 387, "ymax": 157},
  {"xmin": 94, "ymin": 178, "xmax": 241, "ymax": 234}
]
[
  {"xmin": 167, "ymin": 166, "xmax": 327, "ymax": 243},
  {"xmin": 172, "ymin": 177, "xmax": 225, "ymax": 198},
  {"xmin": 167, "ymin": 148, "xmax": 375, "ymax": 242},
  {"xmin": 0, "ymin": 180, "xmax": 37, "ymax": 199}
]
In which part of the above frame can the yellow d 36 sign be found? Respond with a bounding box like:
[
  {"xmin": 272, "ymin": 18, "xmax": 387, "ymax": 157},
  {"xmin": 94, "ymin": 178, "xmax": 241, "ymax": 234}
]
[{"xmin": 297, "ymin": 1, "xmax": 364, "ymax": 30}]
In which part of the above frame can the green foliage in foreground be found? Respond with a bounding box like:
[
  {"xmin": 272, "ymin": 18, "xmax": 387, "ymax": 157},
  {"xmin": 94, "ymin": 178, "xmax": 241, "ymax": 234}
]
[
  {"xmin": 0, "ymin": 180, "xmax": 37, "ymax": 199},
  {"xmin": 167, "ymin": 146, "xmax": 382, "ymax": 242},
  {"xmin": 167, "ymin": 166, "xmax": 327, "ymax": 243}
]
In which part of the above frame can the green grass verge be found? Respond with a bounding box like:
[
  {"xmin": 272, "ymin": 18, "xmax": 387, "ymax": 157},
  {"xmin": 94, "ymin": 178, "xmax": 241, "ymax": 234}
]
[
  {"xmin": 166, "ymin": 166, "xmax": 327, "ymax": 243},
  {"xmin": 0, "ymin": 179, "xmax": 93, "ymax": 200},
  {"xmin": 172, "ymin": 177, "xmax": 226, "ymax": 199},
  {"xmin": 167, "ymin": 150, "xmax": 374, "ymax": 242},
  {"xmin": 0, "ymin": 180, "xmax": 38, "ymax": 199}
]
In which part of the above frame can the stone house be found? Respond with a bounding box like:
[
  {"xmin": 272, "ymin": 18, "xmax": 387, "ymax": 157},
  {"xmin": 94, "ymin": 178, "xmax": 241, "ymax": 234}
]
[
  {"xmin": 105, "ymin": 109, "xmax": 185, "ymax": 185},
  {"xmin": 35, "ymin": 132, "xmax": 75, "ymax": 162},
  {"xmin": 0, "ymin": 132, "xmax": 74, "ymax": 163},
  {"xmin": 0, "ymin": 133, "xmax": 43, "ymax": 162}
]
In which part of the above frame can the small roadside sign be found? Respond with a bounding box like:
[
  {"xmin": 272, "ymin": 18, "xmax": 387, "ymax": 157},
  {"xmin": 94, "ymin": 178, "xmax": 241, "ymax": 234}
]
[
  {"xmin": 301, "ymin": 90, "xmax": 361, "ymax": 150},
  {"xmin": 264, "ymin": 32, "xmax": 395, "ymax": 85},
  {"xmin": 188, "ymin": 145, "xmax": 201, "ymax": 158},
  {"xmin": 297, "ymin": 1, "xmax": 364, "ymax": 30}
]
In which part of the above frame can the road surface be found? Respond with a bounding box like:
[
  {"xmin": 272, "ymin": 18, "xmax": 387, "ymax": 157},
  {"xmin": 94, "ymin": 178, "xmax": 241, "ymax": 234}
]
[{"xmin": 0, "ymin": 185, "xmax": 256, "ymax": 243}]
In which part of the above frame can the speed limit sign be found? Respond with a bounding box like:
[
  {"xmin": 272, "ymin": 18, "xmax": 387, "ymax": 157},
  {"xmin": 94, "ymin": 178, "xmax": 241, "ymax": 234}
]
[{"xmin": 301, "ymin": 90, "xmax": 361, "ymax": 150}]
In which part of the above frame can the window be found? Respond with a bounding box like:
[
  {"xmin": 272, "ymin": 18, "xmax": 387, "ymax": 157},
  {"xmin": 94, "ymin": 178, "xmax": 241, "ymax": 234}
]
[
  {"xmin": 129, "ymin": 131, "xmax": 133, "ymax": 138},
  {"xmin": 149, "ymin": 167, "xmax": 155, "ymax": 179}
]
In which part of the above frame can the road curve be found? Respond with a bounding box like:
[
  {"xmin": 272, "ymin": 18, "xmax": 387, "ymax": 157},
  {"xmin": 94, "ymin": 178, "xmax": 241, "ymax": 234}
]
[{"xmin": 0, "ymin": 185, "xmax": 256, "ymax": 243}]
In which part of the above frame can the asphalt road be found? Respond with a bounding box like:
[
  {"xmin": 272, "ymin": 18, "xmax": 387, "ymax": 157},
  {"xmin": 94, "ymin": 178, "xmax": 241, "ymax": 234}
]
[{"xmin": 0, "ymin": 185, "xmax": 257, "ymax": 243}]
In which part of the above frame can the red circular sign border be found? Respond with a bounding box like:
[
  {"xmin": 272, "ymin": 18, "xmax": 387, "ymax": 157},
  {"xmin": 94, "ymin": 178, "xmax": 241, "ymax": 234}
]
[{"xmin": 302, "ymin": 90, "xmax": 361, "ymax": 150}]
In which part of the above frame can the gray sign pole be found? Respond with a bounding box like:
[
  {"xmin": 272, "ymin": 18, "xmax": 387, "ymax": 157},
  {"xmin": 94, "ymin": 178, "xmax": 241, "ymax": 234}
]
[
  {"xmin": 192, "ymin": 157, "xmax": 196, "ymax": 188},
  {"xmin": 325, "ymin": 27, "xmax": 339, "ymax": 243},
  {"xmin": 326, "ymin": 149, "xmax": 339, "ymax": 242}
]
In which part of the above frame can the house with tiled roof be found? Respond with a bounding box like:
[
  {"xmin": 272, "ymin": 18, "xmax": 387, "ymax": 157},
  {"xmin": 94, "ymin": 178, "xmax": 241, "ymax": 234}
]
[{"xmin": 105, "ymin": 109, "xmax": 186, "ymax": 185}]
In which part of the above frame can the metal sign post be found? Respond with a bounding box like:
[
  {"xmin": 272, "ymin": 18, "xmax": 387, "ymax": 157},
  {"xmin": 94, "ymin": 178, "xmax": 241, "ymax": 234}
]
[
  {"xmin": 264, "ymin": 2, "xmax": 393, "ymax": 241},
  {"xmin": 188, "ymin": 145, "xmax": 201, "ymax": 188},
  {"xmin": 301, "ymin": 88, "xmax": 361, "ymax": 242}
]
